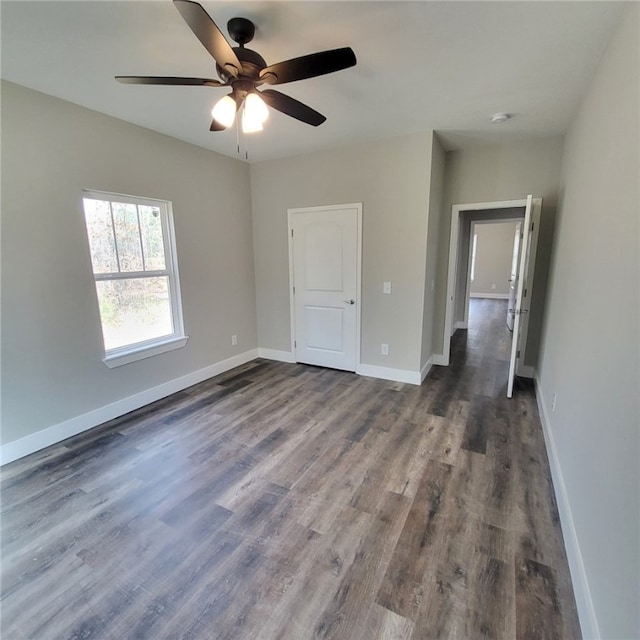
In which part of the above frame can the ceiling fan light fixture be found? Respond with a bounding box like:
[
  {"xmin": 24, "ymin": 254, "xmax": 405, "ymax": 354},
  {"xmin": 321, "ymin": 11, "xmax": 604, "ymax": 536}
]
[
  {"xmin": 211, "ymin": 95, "xmax": 236, "ymax": 128},
  {"xmin": 245, "ymin": 92, "xmax": 269, "ymax": 124},
  {"xmin": 241, "ymin": 107, "xmax": 264, "ymax": 133}
]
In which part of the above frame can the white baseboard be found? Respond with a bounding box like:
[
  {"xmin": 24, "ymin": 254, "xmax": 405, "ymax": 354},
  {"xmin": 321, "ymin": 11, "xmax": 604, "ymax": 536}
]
[
  {"xmin": 534, "ymin": 376, "xmax": 599, "ymax": 640},
  {"xmin": 257, "ymin": 348, "xmax": 296, "ymax": 363},
  {"xmin": 257, "ymin": 348, "xmax": 424, "ymax": 386},
  {"xmin": 432, "ymin": 354, "xmax": 448, "ymax": 366},
  {"xmin": 0, "ymin": 349, "xmax": 260, "ymax": 466},
  {"xmin": 260, "ymin": 347, "xmax": 429, "ymax": 387},
  {"xmin": 469, "ymin": 292, "xmax": 509, "ymax": 299},
  {"xmin": 356, "ymin": 363, "xmax": 421, "ymax": 385},
  {"xmin": 420, "ymin": 357, "xmax": 433, "ymax": 383}
]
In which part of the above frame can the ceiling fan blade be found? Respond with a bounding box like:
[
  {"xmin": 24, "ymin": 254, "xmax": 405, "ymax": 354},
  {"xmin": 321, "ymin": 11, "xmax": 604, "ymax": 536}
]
[
  {"xmin": 116, "ymin": 76, "xmax": 226, "ymax": 87},
  {"xmin": 210, "ymin": 118, "xmax": 227, "ymax": 132},
  {"xmin": 259, "ymin": 47, "xmax": 356, "ymax": 85},
  {"xmin": 260, "ymin": 89, "xmax": 326, "ymax": 126},
  {"xmin": 173, "ymin": 0, "xmax": 241, "ymax": 77}
]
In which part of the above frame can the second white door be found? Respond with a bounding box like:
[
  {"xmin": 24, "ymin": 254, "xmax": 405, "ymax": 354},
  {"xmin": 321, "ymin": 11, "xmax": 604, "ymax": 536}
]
[
  {"xmin": 507, "ymin": 195, "xmax": 534, "ymax": 397},
  {"xmin": 289, "ymin": 204, "xmax": 360, "ymax": 372},
  {"xmin": 506, "ymin": 222, "xmax": 522, "ymax": 331}
]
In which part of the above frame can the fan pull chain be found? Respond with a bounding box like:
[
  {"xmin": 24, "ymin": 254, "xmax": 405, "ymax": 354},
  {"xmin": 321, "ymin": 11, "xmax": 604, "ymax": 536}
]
[
  {"xmin": 234, "ymin": 105, "xmax": 249, "ymax": 161},
  {"xmin": 235, "ymin": 117, "xmax": 240, "ymax": 156},
  {"xmin": 241, "ymin": 102, "xmax": 249, "ymax": 161}
]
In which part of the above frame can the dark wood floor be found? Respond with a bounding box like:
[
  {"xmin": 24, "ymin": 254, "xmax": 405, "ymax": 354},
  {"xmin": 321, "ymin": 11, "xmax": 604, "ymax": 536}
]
[{"xmin": 1, "ymin": 298, "xmax": 581, "ymax": 639}]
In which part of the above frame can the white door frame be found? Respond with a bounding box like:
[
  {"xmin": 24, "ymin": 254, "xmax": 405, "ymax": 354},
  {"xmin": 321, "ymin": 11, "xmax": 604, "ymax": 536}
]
[
  {"xmin": 287, "ymin": 203, "xmax": 363, "ymax": 369},
  {"xmin": 442, "ymin": 198, "xmax": 542, "ymax": 368}
]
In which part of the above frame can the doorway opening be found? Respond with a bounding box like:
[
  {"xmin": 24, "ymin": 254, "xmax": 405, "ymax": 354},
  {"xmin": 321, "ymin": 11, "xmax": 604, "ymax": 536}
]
[
  {"xmin": 443, "ymin": 197, "xmax": 542, "ymax": 397},
  {"xmin": 465, "ymin": 218, "xmax": 525, "ymax": 332}
]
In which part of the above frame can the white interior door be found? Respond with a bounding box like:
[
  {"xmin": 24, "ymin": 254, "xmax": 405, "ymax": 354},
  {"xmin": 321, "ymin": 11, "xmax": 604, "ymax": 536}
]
[
  {"xmin": 507, "ymin": 195, "xmax": 533, "ymax": 397},
  {"xmin": 290, "ymin": 204, "xmax": 360, "ymax": 371},
  {"xmin": 507, "ymin": 222, "xmax": 522, "ymax": 331}
]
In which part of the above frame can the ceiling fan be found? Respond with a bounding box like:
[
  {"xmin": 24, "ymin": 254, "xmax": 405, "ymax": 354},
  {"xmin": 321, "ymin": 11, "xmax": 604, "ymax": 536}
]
[{"xmin": 116, "ymin": 0, "xmax": 357, "ymax": 133}]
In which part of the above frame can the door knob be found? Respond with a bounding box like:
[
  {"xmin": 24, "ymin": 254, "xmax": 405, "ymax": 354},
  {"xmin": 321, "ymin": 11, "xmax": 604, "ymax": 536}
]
[{"xmin": 344, "ymin": 299, "xmax": 356, "ymax": 305}]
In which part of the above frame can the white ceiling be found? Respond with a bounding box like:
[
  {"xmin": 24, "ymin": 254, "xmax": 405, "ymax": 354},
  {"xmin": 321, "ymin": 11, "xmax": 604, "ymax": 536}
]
[{"xmin": 1, "ymin": 1, "xmax": 623, "ymax": 163}]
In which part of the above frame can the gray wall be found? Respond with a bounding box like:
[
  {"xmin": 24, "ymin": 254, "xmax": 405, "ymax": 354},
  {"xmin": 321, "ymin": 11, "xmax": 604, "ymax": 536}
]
[
  {"xmin": 470, "ymin": 221, "xmax": 520, "ymax": 297},
  {"xmin": 537, "ymin": 5, "xmax": 639, "ymax": 638},
  {"xmin": 421, "ymin": 135, "xmax": 445, "ymax": 369},
  {"xmin": 1, "ymin": 81, "xmax": 257, "ymax": 445},
  {"xmin": 434, "ymin": 136, "xmax": 564, "ymax": 367},
  {"xmin": 250, "ymin": 133, "xmax": 434, "ymax": 373}
]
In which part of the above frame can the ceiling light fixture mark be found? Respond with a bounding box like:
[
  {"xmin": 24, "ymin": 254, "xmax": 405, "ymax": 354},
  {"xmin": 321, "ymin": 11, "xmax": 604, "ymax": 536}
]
[{"xmin": 491, "ymin": 112, "xmax": 511, "ymax": 124}]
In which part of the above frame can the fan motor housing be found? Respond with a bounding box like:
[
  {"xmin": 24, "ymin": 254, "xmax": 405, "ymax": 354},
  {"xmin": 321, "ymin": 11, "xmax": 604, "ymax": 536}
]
[
  {"xmin": 227, "ymin": 17, "xmax": 255, "ymax": 46},
  {"xmin": 217, "ymin": 47, "xmax": 266, "ymax": 83}
]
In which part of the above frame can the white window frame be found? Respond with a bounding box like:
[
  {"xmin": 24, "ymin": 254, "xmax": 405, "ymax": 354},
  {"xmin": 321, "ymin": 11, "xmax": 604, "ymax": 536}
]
[{"xmin": 82, "ymin": 189, "xmax": 188, "ymax": 368}]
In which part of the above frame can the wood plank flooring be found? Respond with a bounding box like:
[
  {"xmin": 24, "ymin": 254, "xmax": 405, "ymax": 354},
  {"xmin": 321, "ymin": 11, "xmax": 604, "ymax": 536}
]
[{"xmin": 1, "ymin": 299, "xmax": 581, "ymax": 639}]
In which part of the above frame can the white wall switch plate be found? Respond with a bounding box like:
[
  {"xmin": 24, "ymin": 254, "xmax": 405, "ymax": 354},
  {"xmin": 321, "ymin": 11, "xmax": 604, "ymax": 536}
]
[{"xmin": 383, "ymin": 281, "xmax": 392, "ymax": 294}]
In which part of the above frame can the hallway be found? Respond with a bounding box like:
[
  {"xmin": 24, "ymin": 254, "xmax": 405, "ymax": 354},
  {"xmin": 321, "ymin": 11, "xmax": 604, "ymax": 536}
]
[{"xmin": 1, "ymin": 301, "xmax": 581, "ymax": 639}]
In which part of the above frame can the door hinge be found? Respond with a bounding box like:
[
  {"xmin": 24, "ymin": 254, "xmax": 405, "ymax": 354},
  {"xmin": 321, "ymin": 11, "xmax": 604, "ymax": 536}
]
[
  {"xmin": 293, "ymin": 286, "xmax": 296, "ymax": 295},
  {"xmin": 531, "ymin": 222, "xmax": 534, "ymax": 231},
  {"xmin": 524, "ymin": 288, "xmax": 527, "ymax": 298},
  {"xmin": 517, "ymin": 349, "xmax": 521, "ymax": 358},
  {"xmin": 291, "ymin": 229, "xmax": 294, "ymax": 237},
  {"xmin": 294, "ymin": 340, "xmax": 297, "ymax": 348}
]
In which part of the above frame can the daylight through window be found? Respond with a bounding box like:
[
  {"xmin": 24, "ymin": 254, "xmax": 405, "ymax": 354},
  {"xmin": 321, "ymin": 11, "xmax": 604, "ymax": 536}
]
[
  {"xmin": 470, "ymin": 232, "xmax": 478, "ymax": 282},
  {"xmin": 82, "ymin": 191, "xmax": 186, "ymax": 366}
]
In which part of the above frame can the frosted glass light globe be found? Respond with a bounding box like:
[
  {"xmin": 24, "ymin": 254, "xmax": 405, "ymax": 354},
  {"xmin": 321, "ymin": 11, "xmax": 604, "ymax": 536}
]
[
  {"xmin": 242, "ymin": 108, "xmax": 264, "ymax": 133},
  {"xmin": 245, "ymin": 93, "xmax": 269, "ymax": 124},
  {"xmin": 211, "ymin": 95, "xmax": 236, "ymax": 128}
]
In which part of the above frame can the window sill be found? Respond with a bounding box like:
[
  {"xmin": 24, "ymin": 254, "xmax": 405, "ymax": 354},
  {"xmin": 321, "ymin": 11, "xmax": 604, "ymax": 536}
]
[{"xmin": 103, "ymin": 336, "xmax": 189, "ymax": 369}]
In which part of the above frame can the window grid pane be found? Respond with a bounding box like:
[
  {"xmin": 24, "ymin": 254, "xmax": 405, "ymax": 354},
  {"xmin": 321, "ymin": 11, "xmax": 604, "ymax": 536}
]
[
  {"xmin": 135, "ymin": 204, "xmax": 147, "ymax": 272},
  {"xmin": 112, "ymin": 201, "xmax": 144, "ymax": 272},
  {"xmin": 83, "ymin": 198, "xmax": 119, "ymax": 274},
  {"xmin": 108, "ymin": 200, "xmax": 122, "ymax": 273},
  {"xmin": 139, "ymin": 205, "xmax": 166, "ymax": 271},
  {"xmin": 95, "ymin": 276, "xmax": 173, "ymax": 351}
]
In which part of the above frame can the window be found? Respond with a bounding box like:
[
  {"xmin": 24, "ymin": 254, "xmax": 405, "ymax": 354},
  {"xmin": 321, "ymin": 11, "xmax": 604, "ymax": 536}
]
[
  {"xmin": 82, "ymin": 190, "xmax": 187, "ymax": 367},
  {"xmin": 470, "ymin": 232, "xmax": 478, "ymax": 282}
]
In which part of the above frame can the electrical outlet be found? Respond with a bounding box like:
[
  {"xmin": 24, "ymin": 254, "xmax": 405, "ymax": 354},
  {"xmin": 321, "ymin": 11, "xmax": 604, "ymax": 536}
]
[
  {"xmin": 381, "ymin": 343, "xmax": 389, "ymax": 356},
  {"xmin": 551, "ymin": 393, "xmax": 557, "ymax": 412},
  {"xmin": 231, "ymin": 334, "xmax": 238, "ymax": 347}
]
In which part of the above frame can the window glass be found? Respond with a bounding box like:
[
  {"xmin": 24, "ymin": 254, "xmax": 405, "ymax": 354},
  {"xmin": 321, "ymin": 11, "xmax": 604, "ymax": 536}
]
[
  {"xmin": 95, "ymin": 277, "xmax": 172, "ymax": 351},
  {"xmin": 139, "ymin": 205, "xmax": 166, "ymax": 271},
  {"xmin": 84, "ymin": 198, "xmax": 118, "ymax": 274},
  {"xmin": 112, "ymin": 201, "xmax": 144, "ymax": 272}
]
